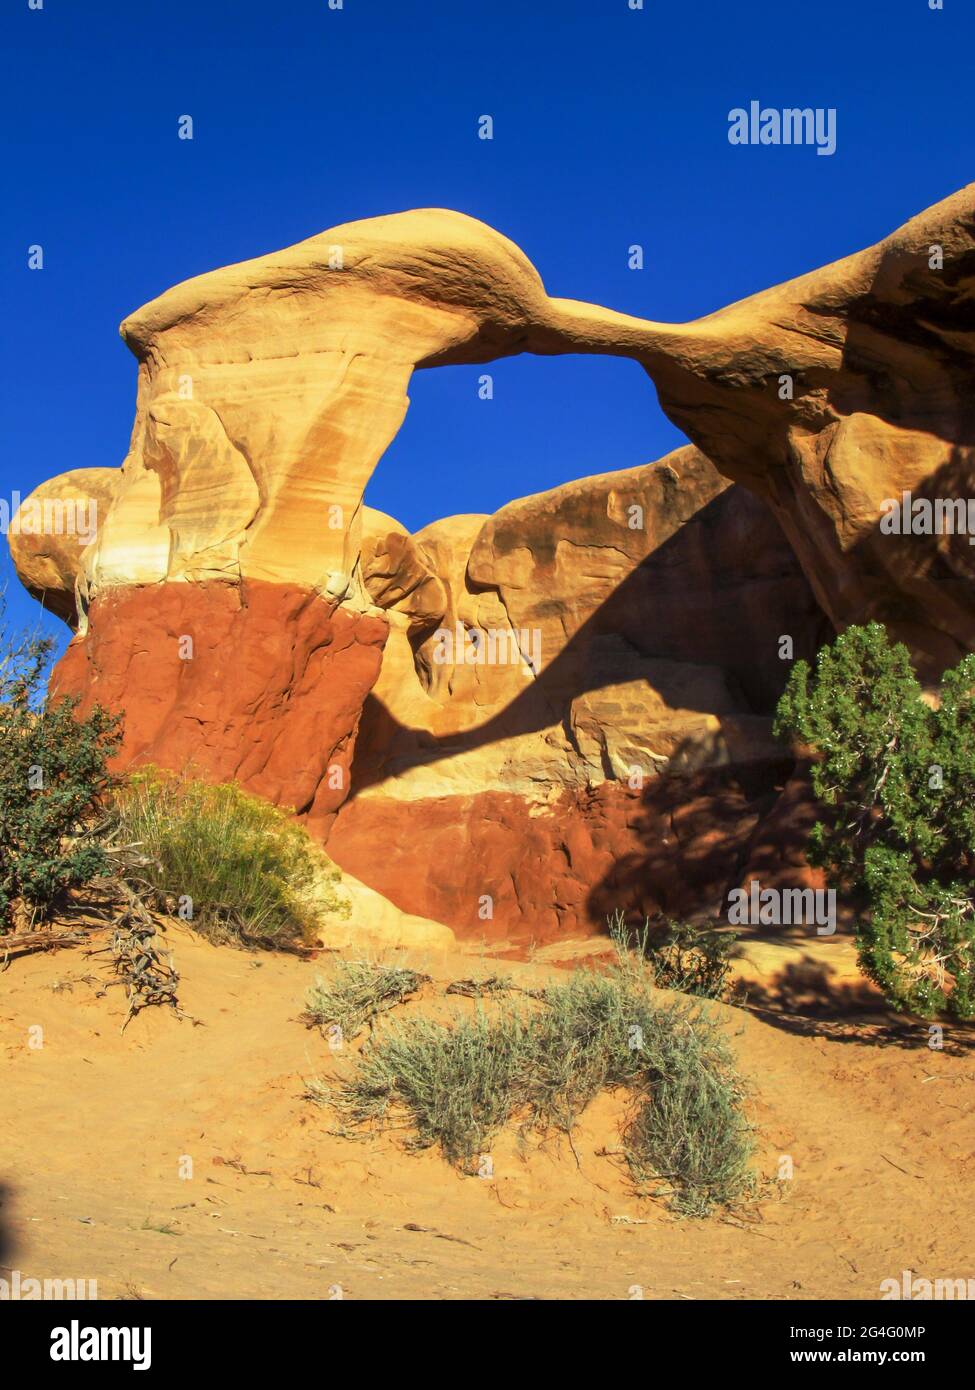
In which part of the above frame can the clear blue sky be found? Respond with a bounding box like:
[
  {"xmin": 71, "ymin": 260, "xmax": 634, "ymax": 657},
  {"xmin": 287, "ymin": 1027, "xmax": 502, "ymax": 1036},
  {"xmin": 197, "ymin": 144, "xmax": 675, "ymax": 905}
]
[{"xmin": 2, "ymin": 0, "xmax": 972, "ymax": 649}]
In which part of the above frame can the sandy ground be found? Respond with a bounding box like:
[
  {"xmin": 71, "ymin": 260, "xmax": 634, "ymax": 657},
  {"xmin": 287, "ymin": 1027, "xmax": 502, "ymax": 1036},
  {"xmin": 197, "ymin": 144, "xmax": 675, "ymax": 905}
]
[{"xmin": 2, "ymin": 924, "xmax": 973, "ymax": 1301}]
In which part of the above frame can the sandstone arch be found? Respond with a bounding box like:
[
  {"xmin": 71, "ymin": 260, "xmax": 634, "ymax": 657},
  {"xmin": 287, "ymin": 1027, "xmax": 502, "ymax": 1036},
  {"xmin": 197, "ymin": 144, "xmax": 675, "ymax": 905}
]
[
  {"xmin": 9, "ymin": 185, "xmax": 975, "ymax": 935},
  {"xmin": 14, "ymin": 188, "xmax": 974, "ymax": 654}
]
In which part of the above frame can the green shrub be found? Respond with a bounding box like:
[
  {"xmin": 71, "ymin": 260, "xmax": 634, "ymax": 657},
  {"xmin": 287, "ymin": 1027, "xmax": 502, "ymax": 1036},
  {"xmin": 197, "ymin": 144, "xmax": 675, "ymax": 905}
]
[
  {"xmin": 623, "ymin": 1014, "xmax": 755, "ymax": 1219},
  {"xmin": 319, "ymin": 1012, "xmax": 527, "ymax": 1165},
  {"xmin": 311, "ymin": 951, "xmax": 753, "ymax": 1215},
  {"xmin": 0, "ymin": 599, "xmax": 121, "ymax": 926},
  {"xmin": 518, "ymin": 968, "xmax": 652, "ymax": 1131},
  {"xmin": 115, "ymin": 769, "xmax": 346, "ymax": 948},
  {"xmin": 609, "ymin": 910, "xmax": 736, "ymax": 999},
  {"xmin": 774, "ymin": 621, "xmax": 975, "ymax": 1018}
]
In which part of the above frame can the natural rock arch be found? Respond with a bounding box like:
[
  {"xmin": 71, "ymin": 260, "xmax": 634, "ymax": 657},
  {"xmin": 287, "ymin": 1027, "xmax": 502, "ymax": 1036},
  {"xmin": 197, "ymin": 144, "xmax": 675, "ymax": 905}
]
[
  {"xmin": 14, "ymin": 188, "xmax": 975, "ymax": 657},
  {"xmin": 9, "ymin": 185, "xmax": 975, "ymax": 936}
]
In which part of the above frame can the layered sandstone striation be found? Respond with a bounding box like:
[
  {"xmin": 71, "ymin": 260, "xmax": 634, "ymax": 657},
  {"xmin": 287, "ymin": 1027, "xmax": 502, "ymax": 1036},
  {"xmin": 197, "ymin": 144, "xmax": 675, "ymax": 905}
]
[
  {"xmin": 332, "ymin": 446, "xmax": 826, "ymax": 936},
  {"xmin": 11, "ymin": 184, "xmax": 974, "ymax": 938}
]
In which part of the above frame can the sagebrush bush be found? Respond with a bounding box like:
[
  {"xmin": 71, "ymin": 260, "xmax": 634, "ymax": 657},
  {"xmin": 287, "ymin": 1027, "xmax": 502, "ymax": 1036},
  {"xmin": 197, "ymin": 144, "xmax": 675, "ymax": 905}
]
[
  {"xmin": 623, "ymin": 1013, "xmax": 755, "ymax": 1218},
  {"xmin": 115, "ymin": 769, "xmax": 347, "ymax": 947},
  {"xmin": 0, "ymin": 598, "xmax": 121, "ymax": 927},
  {"xmin": 305, "ymin": 959, "xmax": 429, "ymax": 1041},
  {"xmin": 310, "ymin": 949, "xmax": 753, "ymax": 1215},
  {"xmin": 775, "ymin": 622, "xmax": 975, "ymax": 1018},
  {"xmin": 609, "ymin": 910, "xmax": 736, "ymax": 1000},
  {"xmin": 318, "ymin": 1012, "xmax": 527, "ymax": 1165}
]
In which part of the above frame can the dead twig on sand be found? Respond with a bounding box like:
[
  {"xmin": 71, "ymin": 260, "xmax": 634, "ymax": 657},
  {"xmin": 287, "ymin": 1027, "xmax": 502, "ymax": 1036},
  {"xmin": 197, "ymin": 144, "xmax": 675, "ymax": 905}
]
[
  {"xmin": 445, "ymin": 975, "xmax": 514, "ymax": 998},
  {"xmin": 445, "ymin": 975, "xmax": 544, "ymax": 1000},
  {"xmin": 0, "ymin": 858, "xmax": 160, "ymax": 972},
  {"xmin": 91, "ymin": 922, "xmax": 190, "ymax": 1033},
  {"xmin": 0, "ymin": 928, "xmax": 91, "ymax": 969},
  {"xmin": 87, "ymin": 880, "xmax": 196, "ymax": 1032}
]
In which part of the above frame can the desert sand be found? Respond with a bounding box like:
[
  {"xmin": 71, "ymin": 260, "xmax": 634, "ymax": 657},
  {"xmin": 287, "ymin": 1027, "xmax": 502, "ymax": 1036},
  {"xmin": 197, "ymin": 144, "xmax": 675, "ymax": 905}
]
[{"xmin": 2, "ymin": 926, "xmax": 972, "ymax": 1301}]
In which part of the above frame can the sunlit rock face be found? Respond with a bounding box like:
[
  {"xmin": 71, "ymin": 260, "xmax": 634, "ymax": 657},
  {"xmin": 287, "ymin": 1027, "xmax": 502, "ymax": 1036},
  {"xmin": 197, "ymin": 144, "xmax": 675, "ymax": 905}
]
[
  {"xmin": 631, "ymin": 185, "xmax": 975, "ymax": 682},
  {"xmin": 11, "ymin": 184, "xmax": 974, "ymax": 937},
  {"xmin": 54, "ymin": 583, "xmax": 388, "ymax": 838},
  {"xmin": 329, "ymin": 446, "xmax": 827, "ymax": 938}
]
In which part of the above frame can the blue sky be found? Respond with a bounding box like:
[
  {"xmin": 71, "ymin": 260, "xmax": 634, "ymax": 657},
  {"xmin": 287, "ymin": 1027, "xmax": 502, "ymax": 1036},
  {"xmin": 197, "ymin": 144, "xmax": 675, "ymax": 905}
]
[{"xmin": 2, "ymin": 0, "xmax": 973, "ymax": 649}]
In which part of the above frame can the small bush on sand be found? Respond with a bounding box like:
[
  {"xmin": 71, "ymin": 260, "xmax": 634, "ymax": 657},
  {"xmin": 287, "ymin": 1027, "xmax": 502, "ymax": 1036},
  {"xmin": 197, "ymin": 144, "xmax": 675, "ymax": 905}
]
[
  {"xmin": 623, "ymin": 1016, "xmax": 756, "ymax": 1218},
  {"xmin": 316, "ymin": 1012, "xmax": 527, "ymax": 1165},
  {"xmin": 304, "ymin": 960, "xmax": 430, "ymax": 1041},
  {"xmin": 311, "ymin": 950, "xmax": 753, "ymax": 1215},
  {"xmin": 0, "ymin": 598, "xmax": 121, "ymax": 928},
  {"xmin": 609, "ymin": 910, "xmax": 736, "ymax": 1000},
  {"xmin": 115, "ymin": 769, "xmax": 346, "ymax": 948}
]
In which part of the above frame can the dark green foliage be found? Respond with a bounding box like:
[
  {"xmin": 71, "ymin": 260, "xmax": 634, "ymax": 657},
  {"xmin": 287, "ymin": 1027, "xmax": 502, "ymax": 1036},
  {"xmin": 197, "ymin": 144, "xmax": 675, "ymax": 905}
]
[
  {"xmin": 774, "ymin": 622, "xmax": 975, "ymax": 1018},
  {"xmin": 0, "ymin": 600, "xmax": 121, "ymax": 925}
]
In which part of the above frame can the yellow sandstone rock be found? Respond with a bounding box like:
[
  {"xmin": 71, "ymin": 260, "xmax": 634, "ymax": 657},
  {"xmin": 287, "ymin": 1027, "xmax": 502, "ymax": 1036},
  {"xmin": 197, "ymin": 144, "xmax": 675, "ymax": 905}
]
[{"xmin": 14, "ymin": 187, "xmax": 974, "ymax": 676}]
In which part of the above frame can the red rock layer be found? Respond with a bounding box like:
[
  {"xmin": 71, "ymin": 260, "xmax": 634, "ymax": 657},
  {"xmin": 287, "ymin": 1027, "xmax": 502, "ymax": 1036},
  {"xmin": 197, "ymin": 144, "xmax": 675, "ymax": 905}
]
[
  {"xmin": 53, "ymin": 581, "xmax": 388, "ymax": 831},
  {"xmin": 326, "ymin": 762, "xmax": 799, "ymax": 942}
]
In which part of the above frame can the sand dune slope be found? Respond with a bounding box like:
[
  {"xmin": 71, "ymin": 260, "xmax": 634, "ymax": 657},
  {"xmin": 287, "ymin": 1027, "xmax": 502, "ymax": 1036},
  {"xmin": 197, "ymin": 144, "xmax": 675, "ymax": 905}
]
[{"xmin": 2, "ymin": 929, "xmax": 973, "ymax": 1301}]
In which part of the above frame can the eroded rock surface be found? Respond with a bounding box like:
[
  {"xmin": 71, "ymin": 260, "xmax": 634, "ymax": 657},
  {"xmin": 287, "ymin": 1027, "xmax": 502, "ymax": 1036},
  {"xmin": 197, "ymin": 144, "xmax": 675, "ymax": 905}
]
[
  {"xmin": 54, "ymin": 581, "xmax": 387, "ymax": 835},
  {"xmin": 11, "ymin": 184, "xmax": 974, "ymax": 937},
  {"xmin": 332, "ymin": 447, "xmax": 826, "ymax": 937}
]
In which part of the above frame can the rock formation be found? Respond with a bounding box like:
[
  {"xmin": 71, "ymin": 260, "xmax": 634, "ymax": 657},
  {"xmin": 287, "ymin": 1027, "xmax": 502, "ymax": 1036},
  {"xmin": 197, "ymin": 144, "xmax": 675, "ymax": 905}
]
[
  {"xmin": 10, "ymin": 183, "xmax": 974, "ymax": 938},
  {"xmin": 328, "ymin": 448, "xmax": 827, "ymax": 937}
]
